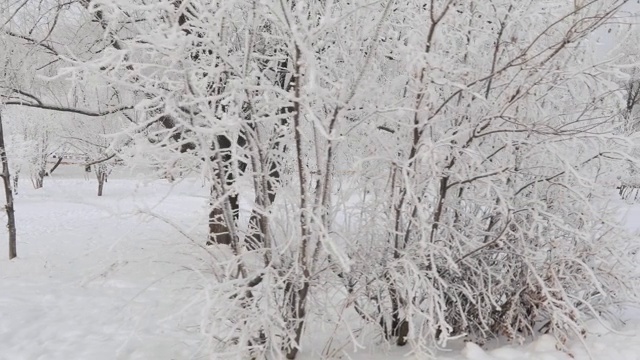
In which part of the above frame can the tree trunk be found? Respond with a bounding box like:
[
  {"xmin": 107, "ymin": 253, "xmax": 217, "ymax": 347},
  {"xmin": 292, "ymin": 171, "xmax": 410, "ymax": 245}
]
[
  {"xmin": 0, "ymin": 112, "xmax": 18, "ymax": 259},
  {"xmin": 385, "ymin": 271, "xmax": 409, "ymax": 345},
  {"xmin": 284, "ymin": 276, "xmax": 310, "ymax": 360},
  {"xmin": 32, "ymin": 168, "xmax": 45, "ymax": 189},
  {"xmin": 246, "ymin": 160, "xmax": 280, "ymax": 249},
  {"xmin": 207, "ymin": 186, "xmax": 238, "ymax": 246},
  {"xmin": 97, "ymin": 176, "xmax": 104, "ymax": 196},
  {"xmin": 207, "ymin": 135, "xmax": 240, "ymax": 246},
  {"xmin": 96, "ymin": 166, "xmax": 107, "ymax": 196}
]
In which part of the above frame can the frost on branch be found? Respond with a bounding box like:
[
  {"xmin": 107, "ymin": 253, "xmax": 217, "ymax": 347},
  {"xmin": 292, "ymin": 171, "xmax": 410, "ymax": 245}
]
[{"xmin": 18, "ymin": 0, "xmax": 640, "ymax": 358}]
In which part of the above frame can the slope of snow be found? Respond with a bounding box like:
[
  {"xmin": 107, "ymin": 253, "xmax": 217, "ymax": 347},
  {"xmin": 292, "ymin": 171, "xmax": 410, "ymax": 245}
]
[{"xmin": 2, "ymin": 166, "xmax": 640, "ymax": 359}]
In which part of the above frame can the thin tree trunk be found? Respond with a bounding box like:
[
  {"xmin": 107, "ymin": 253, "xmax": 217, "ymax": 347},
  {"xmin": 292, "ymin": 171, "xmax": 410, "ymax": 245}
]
[
  {"xmin": 284, "ymin": 47, "xmax": 311, "ymax": 360},
  {"xmin": 96, "ymin": 167, "xmax": 107, "ymax": 196},
  {"xmin": 284, "ymin": 277, "xmax": 310, "ymax": 359},
  {"xmin": 97, "ymin": 175, "xmax": 104, "ymax": 196},
  {"xmin": 0, "ymin": 112, "xmax": 17, "ymax": 259}
]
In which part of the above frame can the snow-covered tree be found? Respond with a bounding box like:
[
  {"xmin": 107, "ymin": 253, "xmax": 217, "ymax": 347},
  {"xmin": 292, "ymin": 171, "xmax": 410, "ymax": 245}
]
[
  {"xmin": 5, "ymin": 110, "xmax": 60, "ymax": 189},
  {"xmin": 5, "ymin": 0, "xmax": 640, "ymax": 358},
  {"xmin": 61, "ymin": 114, "xmax": 123, "ymax": 196}
]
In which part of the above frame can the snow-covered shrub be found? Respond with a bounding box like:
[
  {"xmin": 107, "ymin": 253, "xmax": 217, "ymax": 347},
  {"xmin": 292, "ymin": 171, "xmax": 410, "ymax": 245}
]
[{"xmin": 4, "ymin": 0, "xmax": 640, "ymax": 358}]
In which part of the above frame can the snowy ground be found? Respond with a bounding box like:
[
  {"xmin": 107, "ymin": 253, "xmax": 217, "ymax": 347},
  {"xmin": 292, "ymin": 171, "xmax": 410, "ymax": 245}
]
[{"xmin": 2, "ymin": 166, "xmax": 640, "ymax": 360}]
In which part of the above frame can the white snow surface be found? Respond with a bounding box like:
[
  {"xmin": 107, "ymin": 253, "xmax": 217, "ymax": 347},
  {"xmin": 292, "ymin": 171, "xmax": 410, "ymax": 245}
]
[{"xmin": 3, "ymin": 166, "xmax": 640, "ymax": 359}]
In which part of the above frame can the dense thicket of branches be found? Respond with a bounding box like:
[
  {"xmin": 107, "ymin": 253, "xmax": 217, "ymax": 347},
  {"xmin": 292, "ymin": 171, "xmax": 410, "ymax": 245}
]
[{"xmin": 2, "ymin": 0, "xmax": 640, "ymax": 358}]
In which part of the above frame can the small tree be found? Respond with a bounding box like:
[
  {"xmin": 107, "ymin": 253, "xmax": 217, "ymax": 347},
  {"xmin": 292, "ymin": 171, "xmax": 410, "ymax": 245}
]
[
  {"xmin": 0, "ymin": 110, "xmax": 17, "ymax": 259},
  {"xmin": 62, "ymin": 115, "xmax": 121, "ymax": 196}
]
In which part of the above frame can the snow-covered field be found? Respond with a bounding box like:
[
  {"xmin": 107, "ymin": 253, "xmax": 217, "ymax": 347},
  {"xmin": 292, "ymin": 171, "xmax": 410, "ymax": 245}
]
[{"xmin": 3, "ymin": 166, "xmax": 640, "ymax": 360}]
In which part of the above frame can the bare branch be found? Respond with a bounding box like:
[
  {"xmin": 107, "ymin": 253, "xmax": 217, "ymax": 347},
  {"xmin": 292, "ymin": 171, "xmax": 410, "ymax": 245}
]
[{"xmin": 4, "ymin": 101, "xmax": 133, "ymax": 117}]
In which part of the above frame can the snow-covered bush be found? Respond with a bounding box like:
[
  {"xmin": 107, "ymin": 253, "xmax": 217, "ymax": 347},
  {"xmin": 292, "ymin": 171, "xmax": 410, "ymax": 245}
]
[{"xmin": 4, "ymin": 0, "xmax": 640, "ymax": 358}]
